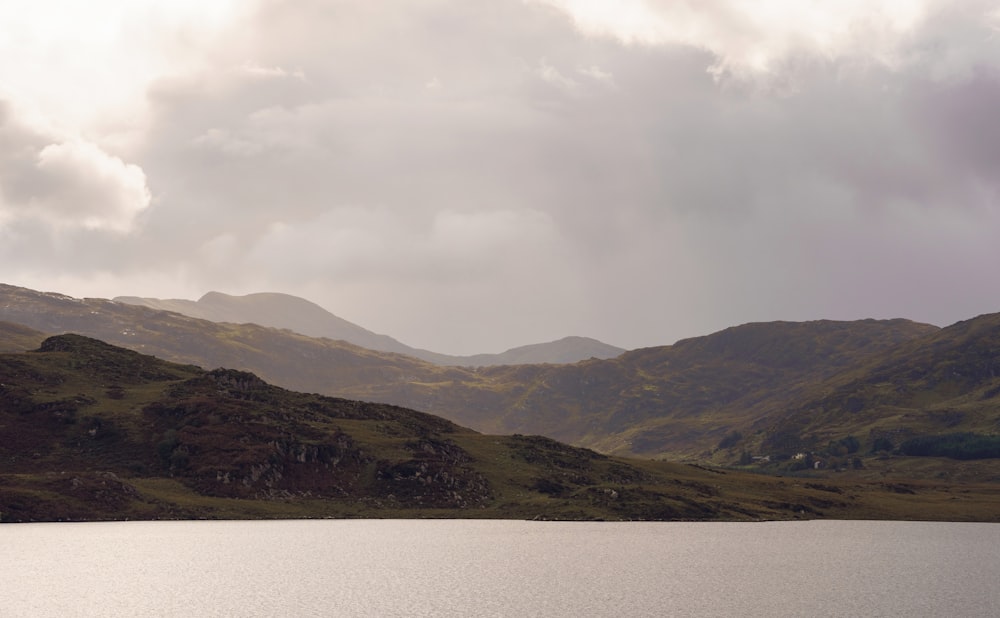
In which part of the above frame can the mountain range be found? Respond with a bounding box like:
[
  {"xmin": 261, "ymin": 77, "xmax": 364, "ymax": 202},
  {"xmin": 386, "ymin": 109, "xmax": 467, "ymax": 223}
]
[
  {"xmin": 3, "ymin": 330, "xmax": 998, "ymax": 522},
  {"xmin": 114, "ymin": 292, "xmax": 625, "ymax": 366},
  {"xmin": 2, "ymin": 283, "xmax": 1000, "ymax": 484}
]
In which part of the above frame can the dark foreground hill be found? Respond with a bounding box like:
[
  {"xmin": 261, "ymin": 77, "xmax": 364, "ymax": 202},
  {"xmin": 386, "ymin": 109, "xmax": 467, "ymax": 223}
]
[
  {"xmin": 114, "ymin": 291, "xmax": 625, "ymax": 366},
  {"xmin": 2, "ymin": 334, "xmax": 999, "ymax": 523},
  {"xmin": 3, "ymin": 284, "xmax": 1000, "ymax": 484},
  {"xmin": 0, "ymin": 285, "xmax": 941, "ymax": 460}
]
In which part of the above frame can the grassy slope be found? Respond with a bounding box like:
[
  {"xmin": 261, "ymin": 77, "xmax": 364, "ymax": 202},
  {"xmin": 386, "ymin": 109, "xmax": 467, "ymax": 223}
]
[
  {"xmin": 4, "ymin": 284, "xmax": 1000, "ymax": 484},
  {"xmin": 0, "ymin": 321, "xmax": 48, "ymax": 353},
  {"xmin": 434, "ymin": 319, "xmax": 941, "ymax": 454},
  {"xmin": 3, "ymin": 335, "xmax": 998, "ymax": 523},
  {"xmin": 0, "ymin": 285, "xmax": 943, "ymax": 458},
  {"xmin": 746, "ymin": 314, "xmax": 1000, "ymax": 460},
  {"xmin": 0, "ymin": 284, "xmax": 468, "ymax": 393}
]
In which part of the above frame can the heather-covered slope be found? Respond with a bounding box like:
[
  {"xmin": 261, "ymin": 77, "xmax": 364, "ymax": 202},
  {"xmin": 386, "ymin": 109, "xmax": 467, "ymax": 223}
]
[
  {"xmin": 0, "ymin": 284, "xmax": 950, "ymax": 462},
  {"xmin": 397, "ymin": 319, "xmax": 940, "ymax": 454},
  {"xmin": 7, "ymin": 283, "xmax": 1000, "ymax": 479},
  {"xmin": 0, "ymin": 283, "xmax": 468, "ymax": 396},
  {"xmin": 3, "ymin": 334, "xmax": 998, "ymax": 522},
  {"xmin": 750, "ymin": 313, "xmax": 1000, "ymax": 461}
]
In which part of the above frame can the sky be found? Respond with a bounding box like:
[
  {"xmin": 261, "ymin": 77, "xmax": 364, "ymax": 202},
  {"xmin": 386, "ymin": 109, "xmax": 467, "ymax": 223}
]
[{"xmin": 2, "ymin": 0, "xmax": 1000, "ymax": 355}]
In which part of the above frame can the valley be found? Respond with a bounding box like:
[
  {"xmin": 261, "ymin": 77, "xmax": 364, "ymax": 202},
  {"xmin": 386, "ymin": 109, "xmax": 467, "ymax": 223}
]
[
  {"xmin": 2, "ymin": 331, "xmax": 998, "ymax": 522},
  {"xmin": 2, "ymin": 283, "xmax": 1000, "ymax": 522}
]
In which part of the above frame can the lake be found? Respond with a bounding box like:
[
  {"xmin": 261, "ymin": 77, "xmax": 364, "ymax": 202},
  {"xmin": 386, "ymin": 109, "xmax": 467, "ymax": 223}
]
[{"xmin": 2, "ymin": 519, "xmax": 998, "ymax": 617}]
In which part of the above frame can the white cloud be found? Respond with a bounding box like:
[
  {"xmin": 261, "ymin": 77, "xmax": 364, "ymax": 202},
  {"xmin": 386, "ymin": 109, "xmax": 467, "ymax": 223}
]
[
  {"xmin": 32, "ymin": 140, "xmax": 151, "ymax": 232},
  {"xmin": 533, "ymin": 0, "xmax": 934, "ymax": 79},
  {"xmin": 537, "ymin": 59, "xmax": 580, "ymax": 90},
  {"xmin": 577, "ymin": 65, "xmax": 616, "ymax": 86},
  {"xmin": 0, "ymin": 0, "xmax": 246, "ymax": 141},
  {"xmin": 237, "ymin": 62, "xmax": 305, "ymax": 80},
  {"xmin": 193, "ymin": 128, "xmax": 268, "ymax": 158},
  {"xmin": 0, "ymin": 104, "xmax": 151, "ymax": 232}
]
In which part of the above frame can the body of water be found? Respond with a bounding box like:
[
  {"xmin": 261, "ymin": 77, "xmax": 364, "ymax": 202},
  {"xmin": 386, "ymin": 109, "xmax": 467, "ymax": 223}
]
[{"xmin": 2, "ymin": 519, "xmax": 998, "ymax": 617}]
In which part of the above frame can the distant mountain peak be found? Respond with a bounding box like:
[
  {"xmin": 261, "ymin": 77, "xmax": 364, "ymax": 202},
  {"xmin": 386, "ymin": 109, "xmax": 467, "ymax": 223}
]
[{"xmin": 114, "ymin": 291, "xmax": 625, "ymax": 366}]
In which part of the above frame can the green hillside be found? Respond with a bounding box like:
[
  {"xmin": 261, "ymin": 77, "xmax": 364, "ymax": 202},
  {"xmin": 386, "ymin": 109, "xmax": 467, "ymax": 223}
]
[
  {"xmin": 3, "ymin": 283, "xmax": 1000, "ymax": 484},
  {"xmin": 747, "ymin": 313, "xmax": 1000, "ymax": 466},
  {"xmin": 3, "ymin": 334, "xmax": 998, "ymax": 523},
  {"xmin": 391, "ymin": 319, "xmax": 941, "ymax": 455},
  {"xmin": 0, "ymin": 285, "xmax": 939, "ymax": 459}
]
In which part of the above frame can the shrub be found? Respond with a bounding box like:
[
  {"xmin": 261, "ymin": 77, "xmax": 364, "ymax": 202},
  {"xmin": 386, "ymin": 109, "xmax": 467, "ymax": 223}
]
[
  {"xmin": 870, "ymin": 436, "xmax": 894, "ymax": 453},
  {"xmin": 156, "ymin": 429, "xmax": 179, "ymax": 464},
  {"xmin": 717, "ymin": 430, "xmax": 743, "ymax": 450},
  {"xmin": 899, "ymin": 433, "xmax": 1000, "ymax": 460}
]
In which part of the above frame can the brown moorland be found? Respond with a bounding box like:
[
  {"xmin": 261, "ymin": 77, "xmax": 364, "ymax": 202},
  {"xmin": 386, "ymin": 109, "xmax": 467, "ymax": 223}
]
[{"xmin": 2, "ymin": 334, "xmax": 999, "ymax": 523}]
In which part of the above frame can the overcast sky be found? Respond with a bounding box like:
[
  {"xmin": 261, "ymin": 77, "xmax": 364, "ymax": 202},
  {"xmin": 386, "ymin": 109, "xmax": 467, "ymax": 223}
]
[{"xmin": 2, "ymin": 1, "xmax": 999, "ymax": 354}]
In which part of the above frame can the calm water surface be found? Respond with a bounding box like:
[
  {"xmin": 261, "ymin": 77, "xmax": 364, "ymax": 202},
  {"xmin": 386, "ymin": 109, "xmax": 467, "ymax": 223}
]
[{"xmin": 2, "ymin": 519, "xmax": 998, "ymax": 617}]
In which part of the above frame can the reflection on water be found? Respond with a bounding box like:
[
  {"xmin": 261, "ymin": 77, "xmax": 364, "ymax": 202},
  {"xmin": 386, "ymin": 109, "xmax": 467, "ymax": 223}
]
[{"xmin": 2, "ymin": 520, "xmax": 998, "ymax": 617}]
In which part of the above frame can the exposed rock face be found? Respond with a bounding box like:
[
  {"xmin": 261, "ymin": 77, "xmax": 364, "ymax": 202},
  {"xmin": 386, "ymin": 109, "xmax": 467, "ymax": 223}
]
[
  {"xmin": 66, "ymin": 472, "xmax": 140, "ymax": 506},
  {"xmin": 138, "ymin": 363, "xmax": 492, "ymax": 506},
  {"xmin": 186, "ymin": 434, "xmax": 370, "ymax": 500},
  {"xmin": 374, "ymin": 439, "xmax": 493, "ymax": 509}
]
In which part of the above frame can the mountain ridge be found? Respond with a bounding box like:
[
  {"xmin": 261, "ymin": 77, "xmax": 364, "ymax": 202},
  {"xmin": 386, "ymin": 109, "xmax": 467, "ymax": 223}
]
[
  {"xmin": 114, "ymin": 291, "xmax": 626, "ymax": 366},
  {"xmin": 3, "ymin": 283, "xmax": 999, "ymax": 481},
  {"xmin": 3, "ymin": 332, "xmax": 998, "ymax": 522}
]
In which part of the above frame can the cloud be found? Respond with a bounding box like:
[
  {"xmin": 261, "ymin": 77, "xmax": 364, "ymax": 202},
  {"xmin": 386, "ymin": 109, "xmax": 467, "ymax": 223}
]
[
  {"xmin": 239, "ymin": 207, "xmax": 566, "ymax": 283},
  {"xmin": 0, "ymin": 102, "xmax": 151, "ymax": 232},
  {"xmin": 4, "ymin": 0, "xmax": 1000, "ymax": 354},
  {"xmin": 0, "ymin": 0, "xmax": 246, "ymax": 135},
  {"xmin": 533, "ymin": 0, "xmax": 1000, "ymax": 85},
  {"xmin": 32, "ymin": 141, "xmax": 151, "ymax": 232},
  {"xmin": 537, "ymin": 59, "xmax": 580, "ymax": 90},
  {"xmin": 92, "ymin": 2, "xmax": 1000, "ymax": 346}
]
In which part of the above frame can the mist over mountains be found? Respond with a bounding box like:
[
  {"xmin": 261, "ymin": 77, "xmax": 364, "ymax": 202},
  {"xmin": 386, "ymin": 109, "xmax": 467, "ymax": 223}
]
[
  {"xmin": 114, "ymin": 292, "xmax": 626, "ymax": 366},
  {"xmin": 3, "ymin": 282, "xmax": 1000, "ymax": 482}
]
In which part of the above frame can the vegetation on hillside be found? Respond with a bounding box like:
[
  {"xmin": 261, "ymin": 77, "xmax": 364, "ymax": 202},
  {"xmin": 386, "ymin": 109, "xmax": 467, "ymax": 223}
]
[
  {"xmin": 0, "ymin": 285, "xmax": 941, "ymax": 458},
  {"xmin": 3, "ymin": 283, "xmax": 1000, "ymax": 487},
  {"xmin": 0, "ymin": 321, "xmax": 47, "ymax": 353},
  {"xmin": 749, "ymin": 314, "xmax": 1000, "ymax": 469},
  {"xmin": 4, "ymin": 334, "xmax": 999, "ymax": 523}
]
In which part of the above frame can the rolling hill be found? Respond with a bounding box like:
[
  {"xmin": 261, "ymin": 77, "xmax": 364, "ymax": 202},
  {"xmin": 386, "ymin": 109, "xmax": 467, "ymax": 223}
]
[
  {"xmin": 114, "ymin": 291, "xmax": 625, "ymax": 366},
  {"xmin": 3, "ymin": 333, "xmax": 998, "ymax": 522},
  {"xmin": 0, "ymin": 321, "xmax": 47, "ymax": 353},
  {"xmin": 4, "ymin": 283, "xmax": 1000, "ymax": 481},
  {"xmin": 455, "ymin": 319, "xmax": 942, "ymax": 453},
  {"xmin": 751, "ymin": 313, "xmax": 1000, "ymax": 460}
]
